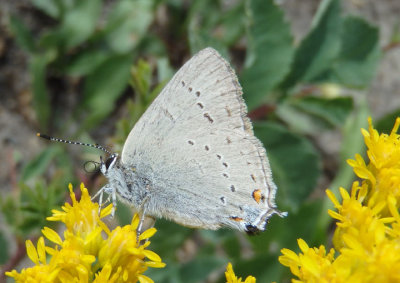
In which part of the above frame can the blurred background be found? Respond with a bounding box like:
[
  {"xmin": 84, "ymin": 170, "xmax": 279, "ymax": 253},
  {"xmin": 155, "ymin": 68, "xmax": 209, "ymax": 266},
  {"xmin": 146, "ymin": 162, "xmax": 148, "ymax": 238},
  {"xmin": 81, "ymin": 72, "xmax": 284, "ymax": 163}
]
[{"xmin": 0, "ymin": 0, "xmax": 400, "ymax": 282}]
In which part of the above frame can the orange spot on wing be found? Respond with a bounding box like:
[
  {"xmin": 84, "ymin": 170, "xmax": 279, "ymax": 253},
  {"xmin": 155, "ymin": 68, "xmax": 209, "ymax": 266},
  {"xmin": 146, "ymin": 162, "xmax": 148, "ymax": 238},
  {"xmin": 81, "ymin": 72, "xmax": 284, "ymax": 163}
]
[
  {"xmin": 230, "ymin": 216, "xmax": 243, "ymax": 222},
  {"xmin": 252, "ymin": 189, "xmax": 262, "ymax": 204}
]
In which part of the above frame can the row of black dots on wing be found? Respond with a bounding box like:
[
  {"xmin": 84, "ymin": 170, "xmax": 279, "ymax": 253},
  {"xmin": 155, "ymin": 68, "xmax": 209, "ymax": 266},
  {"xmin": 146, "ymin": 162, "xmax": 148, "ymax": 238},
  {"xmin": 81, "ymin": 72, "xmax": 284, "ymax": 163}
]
[
  {"xmin": 181, "ymin": 80, "xmax": 213, "ymax": 125},
  {"xmin": 181, "ymin": 80, "xmax": 236, "ymax": 196},
  {"xmin": 186, "ymin": 138, "xmax": 236, "ymax": 196}
]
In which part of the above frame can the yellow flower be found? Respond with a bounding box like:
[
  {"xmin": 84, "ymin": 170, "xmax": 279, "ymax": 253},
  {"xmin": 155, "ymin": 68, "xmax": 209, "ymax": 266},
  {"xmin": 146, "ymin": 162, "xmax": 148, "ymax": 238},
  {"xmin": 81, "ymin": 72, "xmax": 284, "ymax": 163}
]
[
  {"xmin": 93, "ymin": 263, "xmax": 120, "ymax": 283},
  {"xmin": 96, "ymin": 214, "xmax": 165, "ymax": 283},
  {"xmin": 326, "ymin": 183, "xmax": 390, "ymax": 250},
  {"xmin": 5, "ymin": 237, "xmax": 60, "ymax": 282},
  {"xmin": 6, "ymin": 183, "xmax": 165, "ymax": 283},
  {"xmin": 225, "ymin": 263, "xmax": 256, "ymax": 283},
  {"xmin": 47, "ymin": 183, "xmax": 112, "ymax": 235},
  {"xmin": 5, "ymin": 264, "xmax": 59, "ymax": 283},
  {"xmin": 279, "ymin": 239, "xmax": 347, "ymax": 283},
  {"xmin": 339, "ymin": 234, "xmax": 400, "ymax": 282},
  {"xmin": 279, "ymin": 118, "xmax": 400, "ymax": 283},
  {"xmin": 347, "ymin": 117, "xmax": 400, "ymax": 214}
]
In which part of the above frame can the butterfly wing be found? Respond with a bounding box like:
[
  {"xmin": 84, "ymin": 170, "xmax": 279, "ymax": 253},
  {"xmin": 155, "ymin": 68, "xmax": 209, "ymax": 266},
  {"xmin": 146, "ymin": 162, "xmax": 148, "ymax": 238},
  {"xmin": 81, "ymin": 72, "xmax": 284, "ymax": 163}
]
[{"xmin": 121, "ymin": 48, "xmax": 283, "ymax": 232}]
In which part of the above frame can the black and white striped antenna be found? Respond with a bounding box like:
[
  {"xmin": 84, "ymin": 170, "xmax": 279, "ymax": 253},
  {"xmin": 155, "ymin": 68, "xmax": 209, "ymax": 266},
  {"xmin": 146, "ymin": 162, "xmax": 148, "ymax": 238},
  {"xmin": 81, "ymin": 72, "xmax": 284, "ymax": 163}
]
[{"xmin": 37, "ymin": 133, "xmax": 112, "ymax": 155}]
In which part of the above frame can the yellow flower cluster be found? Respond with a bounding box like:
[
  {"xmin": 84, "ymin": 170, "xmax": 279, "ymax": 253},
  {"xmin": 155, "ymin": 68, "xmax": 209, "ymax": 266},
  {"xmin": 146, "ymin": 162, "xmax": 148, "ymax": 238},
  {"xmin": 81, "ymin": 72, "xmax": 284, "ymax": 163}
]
[
  {"xmin": 225, "ymin": 263, "xmax": 256, "ymax": 283},
  {"xmin": 279, "ymin": 117, "xmax": 400, "ymax": 282},
  {"xmin": 6, "ymin": 184, "xmax": 165, "ymax": 283}
]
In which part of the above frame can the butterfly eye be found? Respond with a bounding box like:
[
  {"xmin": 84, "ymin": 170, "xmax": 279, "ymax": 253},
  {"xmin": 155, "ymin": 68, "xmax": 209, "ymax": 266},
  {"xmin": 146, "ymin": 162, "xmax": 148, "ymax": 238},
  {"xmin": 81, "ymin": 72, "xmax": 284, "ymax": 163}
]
[
  {"xmin": 105, "ymin": 157, "xmax": 114, "ymax": 169},
  {"xmin": 84, "ymin": 161, "xmax": 100, "ymax": 173}
]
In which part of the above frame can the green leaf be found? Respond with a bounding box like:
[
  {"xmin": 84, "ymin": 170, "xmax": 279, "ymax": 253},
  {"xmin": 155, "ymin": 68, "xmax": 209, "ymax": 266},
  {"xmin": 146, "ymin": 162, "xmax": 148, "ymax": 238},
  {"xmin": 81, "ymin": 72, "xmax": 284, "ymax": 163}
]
[
  {"xmin": 30, "ymin": 52, "xmax": 56, "ymax": 129},
  {"xmin": 254, "ymin": 122, "xmax": 320, "ymax": 209},
  {"xmin": 145, "ymin": 260, "xmax": 181, "ymax": 283},
  {"xmin": 222, "ymin": 234, "xmax": 242, "ymax": 259},
  {"xmin": 64, "ymin": 49, "xmax": 109, "ymax": 76},
  {"xmin": 57, "ymin": 0, "xmax": 102, "ymax": 49},
  {"xmin": 188, "ymin": 28, "xmax": 230, "ymax": 59},
  {"xmin": 156, "ymin": 57, "xmax": 174, "ymax": 83},
  {"xmin": 281, "ymin": 0, "xmax": 341, "ymax": 90},
  {"xmin": 113, "ymin": 58, "xmax": 170, "ymax": 150},
  {"xmin": 18, "ymin": 181, "xmax": 64, "ymax": 234},
  {"xmin": 20, "ymin": 146, "xmax": 60, "ymax": 181},
  {"xmin": 130, "ymin": 59, "xmax": 153, "ymax": 98},
  {"xmin": 328, "ymin": 16, "xmax": 381, "ymax": 87},
  {"xmin": 131, "ymin": 58, "xmax": 169, "ymax": 108},
  {"xmin": 276, "ymin": 102, "xmax": 326, "ymax": 134},
  {"xmin": 179, "ymin": 256, "xmax": 225, "ymax": 283},
  {"xmin": 241, "ymin": 0, "xmax": 294, "ymax": 109},
  {"xmin": 148, "ymin": 219, "xmax": 192, "ymax": 261},
  {"xmin": 230, "ymin": 253, "xmax": 286, "ymax": 282},
  {"xmin": 0, "ymin": 231, "xmax": 8, "ymax": 264},
  {"xmin": 187, "ymin": 0, "xmax": 230, "ymax": 58},
  {"xmin": 0, "ymin": 194, "xmax": 19, "ymax": 228},
  {"xmin": 9, "ymin": 15, "xmax": 36, "ymax": 53},
  {"xmin": 329, "ymin": 97, "xmax": 369, "ymax": 197},
  {"xmin": 290, "ymin": 96, "xmax": 354, "ymax": 126},
  {"xmin": 115, "ymin": 202, "xmax": 133, "ymax": 226},
  {"xmin": 376, "ymin": 109, "xmax": 400, "ymax": 134},
  {"xmin": 32, "ymin": 0, "xmax": 61, "ymax": 18},
  {"xmin": 314, "ymin": 97, "xmax": 369, "ymax": 242},
  {"xmin": 187, "ymin": 0, "xmax": 246, "ymax": 57},
  {"xmin": 188, "ymin": 0, "xmax": 222, "ymax": 35},
  {"xmin": 81, "ymin": 54, "xmax": 133, "ymax": 129},
  {"xmin": 219, "ymin": 2, "xmax": 246, "ymax": 45},
  {"xmin": 0, "ymin": 180, "xmax": 65, "ymax": 237},
  {"xmin": 104, "ymin": 0, "xmax": 155, "ymax": 53}
]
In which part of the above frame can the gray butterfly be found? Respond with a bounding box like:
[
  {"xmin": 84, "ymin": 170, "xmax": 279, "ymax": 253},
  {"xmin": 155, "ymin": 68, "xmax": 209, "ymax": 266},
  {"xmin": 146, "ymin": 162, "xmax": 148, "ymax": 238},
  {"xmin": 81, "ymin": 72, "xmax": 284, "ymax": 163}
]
[{"xmin": 39, "ymin": 47, "xmax": 286, "ymax": 234}]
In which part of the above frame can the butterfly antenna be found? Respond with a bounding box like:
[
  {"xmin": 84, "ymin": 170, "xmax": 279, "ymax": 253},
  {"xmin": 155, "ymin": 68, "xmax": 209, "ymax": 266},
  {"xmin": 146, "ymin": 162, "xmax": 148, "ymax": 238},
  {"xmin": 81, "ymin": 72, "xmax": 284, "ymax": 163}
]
[{"xmin": 37, "ymin": 133, "xmax": 113, "ymax": 155}]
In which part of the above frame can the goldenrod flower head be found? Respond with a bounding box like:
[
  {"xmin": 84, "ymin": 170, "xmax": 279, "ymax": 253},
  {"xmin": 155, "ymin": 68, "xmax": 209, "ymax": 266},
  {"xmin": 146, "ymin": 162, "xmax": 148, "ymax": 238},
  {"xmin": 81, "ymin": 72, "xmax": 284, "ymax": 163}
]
[
  {"xmin": 47, "ymin": 183, "xmax": 112, "ymax": 235},
  {"xmin": 348, "ymin": 117, "xmax": 400, "ymax": 213},
  {"xmin": 6, "ymin": 237, "xmax": 60, "ymax": 282},
  {"xmin": 326, "ymin": 182, "xmax": 389, "ymax": 250},
  {"xmin": 225, "ymin": 263, "xmax": 256, "ymax": 283},
  {"xmin": 97, "ymin": 214, "xmax": 165, "ymax": 283},
  {"xmin": 362, "ymin": 117, "xmax": 400, "ymax": 170},
  {"xmin": 339, "ymin": 234, "xmax": 400, "ymax": 282},
  {"xmin": 279, "ymin": 239, "xmax": 346, "ymax": 283},
  {"xmin": 6, "ymin": 183, "xmax": 165, "ymax": 283},
  {"xmin": 280, "ymin": 118, "xmax": 400, "ymax": 282}
]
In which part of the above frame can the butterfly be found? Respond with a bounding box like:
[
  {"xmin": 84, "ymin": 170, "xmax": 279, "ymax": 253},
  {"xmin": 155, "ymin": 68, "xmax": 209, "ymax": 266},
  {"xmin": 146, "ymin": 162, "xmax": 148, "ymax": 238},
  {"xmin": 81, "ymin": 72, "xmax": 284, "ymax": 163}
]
[{"xmin": 38, "ymin": 47, "xmax": 286, "ymax": 234}]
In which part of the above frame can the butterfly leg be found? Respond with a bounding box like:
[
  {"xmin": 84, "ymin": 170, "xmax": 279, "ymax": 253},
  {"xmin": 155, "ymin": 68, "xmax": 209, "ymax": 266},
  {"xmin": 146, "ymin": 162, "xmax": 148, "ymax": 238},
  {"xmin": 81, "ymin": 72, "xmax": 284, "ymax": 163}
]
[
  {"xmin": 92, "ymin": 185, "xmax": 113, "ymax": 215},
  {"xmin": 137, "ymin": 211, "xmax": 146, "ymax": 236},
  {"xmin": 136, "ymin": 196, "xmax": 150, "ymax": 241},
  {"xmin": 110, "ymin": 186, "xmax": 117, "ymax": 217}
]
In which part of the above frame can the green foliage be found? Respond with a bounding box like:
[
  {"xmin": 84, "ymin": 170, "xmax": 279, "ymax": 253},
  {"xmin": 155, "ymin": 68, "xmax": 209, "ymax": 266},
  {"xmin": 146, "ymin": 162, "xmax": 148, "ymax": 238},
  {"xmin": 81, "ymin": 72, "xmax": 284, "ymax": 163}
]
[
  {"xmin": 10, "ymin": 0, "xmax": 158, "ymax": 130},
  {"xmin": 113, "ymin": 59, "xmax": 171, "ymax": 151},
  {"xmin": 188, "ymin": 0, "xmax": 244, "ymax": 56},
  {"xmin": 289, "ymin": 96, "xmax": 354, "ymax": 127},
  {"xmin": 254, "ymin": 122, "xmax": 320, "ymax": 210},
  {"xmin": 0, "ymin": 180, "xmax": 66, "ymax": 238},
  {"xmin": 281, "ymin": 0, "xmax": 342, "ymax": 90},
  {"xmin": 241, "ymin": 0, "xmax": 294, "ymax": 109},
  {"xmin": 20, "ymin": 146, "xmax": 60, "ymax": 182},
  {"xmin": 0, "ymin": 232, "xmax": 8, "ymax": 265},
  {"xmin": 376, "ymin": 109, "xmax": 400, "ymax": 134},
  {"xmin": 324, "ymin": 16, "xmax": 380, "ymax": 86},
  {"xmin": 4, "ymin": 0, "xmax": 388, "ymax": 281},
  {"xmin": 82, "ymin": 54, "xmax": 134, "ymax": 129}
]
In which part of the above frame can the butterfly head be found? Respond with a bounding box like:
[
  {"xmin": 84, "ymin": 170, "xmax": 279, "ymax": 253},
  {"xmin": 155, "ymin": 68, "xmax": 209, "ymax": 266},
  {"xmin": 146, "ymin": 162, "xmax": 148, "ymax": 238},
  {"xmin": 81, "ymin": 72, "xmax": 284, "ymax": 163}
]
[{"xmin": 100, "ymin": 153, "xmax": 119, "ymax": 175}]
